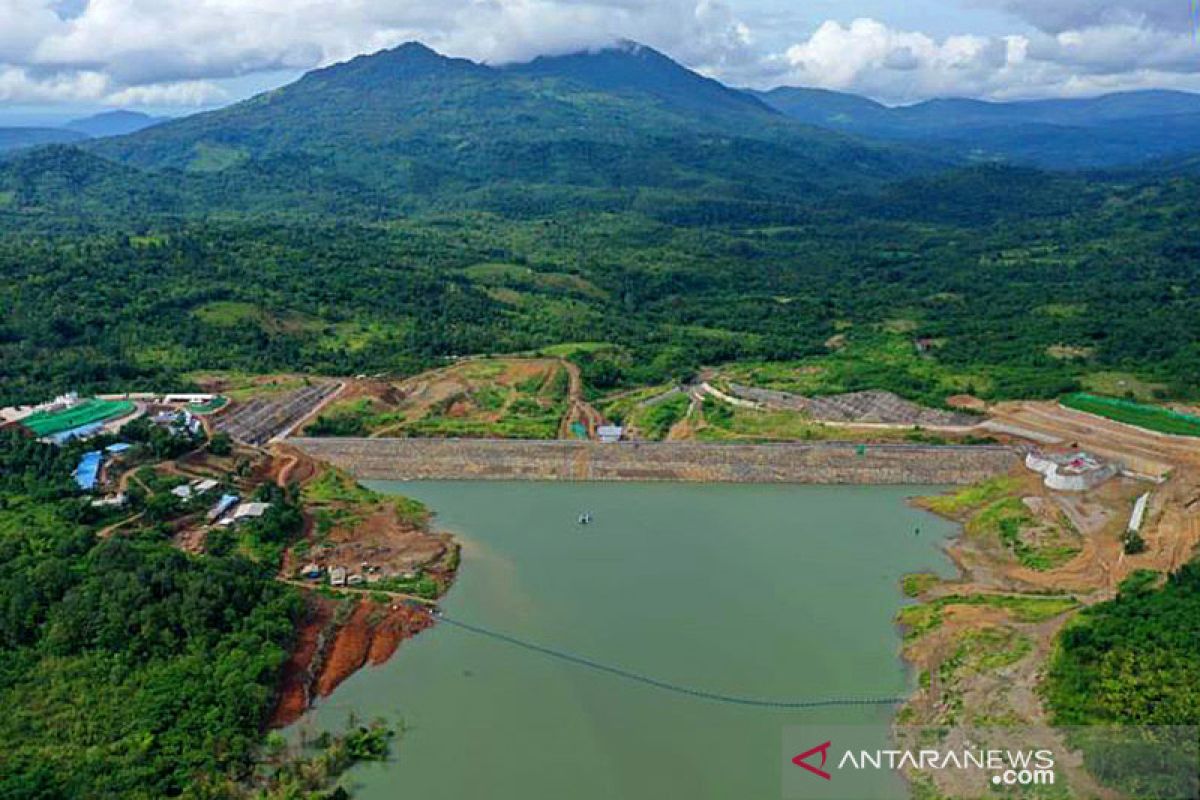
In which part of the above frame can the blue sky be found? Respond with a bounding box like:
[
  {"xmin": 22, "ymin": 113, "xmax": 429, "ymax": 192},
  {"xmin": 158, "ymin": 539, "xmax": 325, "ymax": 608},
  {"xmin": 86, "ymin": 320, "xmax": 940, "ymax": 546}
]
[{"xmin": 1, "ymin": 0, "xmax": 1197, "ymax": 124}]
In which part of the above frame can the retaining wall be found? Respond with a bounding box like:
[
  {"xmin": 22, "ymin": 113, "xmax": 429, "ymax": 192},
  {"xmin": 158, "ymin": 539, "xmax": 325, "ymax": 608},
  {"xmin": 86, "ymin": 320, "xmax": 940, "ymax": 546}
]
[{"xmin": 290, "ymin": 438, "xmax": 1022, "ymax": 485}]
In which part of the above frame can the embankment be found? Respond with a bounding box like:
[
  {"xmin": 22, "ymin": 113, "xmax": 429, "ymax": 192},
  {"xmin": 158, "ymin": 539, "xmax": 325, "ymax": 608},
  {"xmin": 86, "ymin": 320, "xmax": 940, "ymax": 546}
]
[{"xmin": 289, "ymin": 438, "xmax": 1021, "ymax": 485}]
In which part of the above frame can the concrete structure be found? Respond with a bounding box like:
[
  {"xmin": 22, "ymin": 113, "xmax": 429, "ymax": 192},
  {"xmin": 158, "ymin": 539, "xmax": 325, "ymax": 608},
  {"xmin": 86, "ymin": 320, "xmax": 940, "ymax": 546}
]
[
  {"xmin": 1128, "ymin": 492, "xmax": 1151, "ymax": 534},
  {"xmin": 291, "ymin": 438, "xmax": 1022, "ymax": 485},
  {"xmin": 217, "ymin": 501, "xmax": 271, "ymax": 526},
  {"xmin": 192, "ymin": 478, "xmax": 218, "ymax": 494},
  {"xmin": 1025, "ymin": 450, "xmax": 1120, "ymax": 492},
  {"xmin": 91, "ymin": 494, "xmax": 128, "ymax": 509},
  {"xmin": 597, "ymin": 425, "xmax": 624, "ymax": 444},
  {"xmin": 162, "ymin": 394, "xmax": 216, "ymax": 404},
  {"xmin": 725, "ymin": 385, "xmax": 981, "ymax": 429},
  {"xmin": 232, "ymin": 501, "xmax": 271, "ymax": 520},
  {"xmin": 330, "ymin": 567, "xmax": 347, "ymax": 587},
  {"xmin": 700, "ymin": 382, "xmax": 761, "ymax": 409}
]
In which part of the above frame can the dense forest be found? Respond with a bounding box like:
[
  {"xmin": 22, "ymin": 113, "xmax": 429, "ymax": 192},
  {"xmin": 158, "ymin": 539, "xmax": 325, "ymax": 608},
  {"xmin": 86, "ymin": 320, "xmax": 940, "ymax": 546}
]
[
  {"xmin": 2, "ymin": 164, "xmax": 1199, "ymax": 406},
  {"xmin": 1044, "ymin": 565, "xmax": 1200, "ymax": 797},
  {"xmin": 0, "ymin": 432, "xmax": 303, "ymax": 797}
]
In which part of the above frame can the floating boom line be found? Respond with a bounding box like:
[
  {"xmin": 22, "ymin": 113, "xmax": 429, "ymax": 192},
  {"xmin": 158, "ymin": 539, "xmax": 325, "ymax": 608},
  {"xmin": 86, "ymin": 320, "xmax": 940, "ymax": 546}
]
[{"xmin": 437, "ymin": 614, "xmax": 905, "ymax": 710}]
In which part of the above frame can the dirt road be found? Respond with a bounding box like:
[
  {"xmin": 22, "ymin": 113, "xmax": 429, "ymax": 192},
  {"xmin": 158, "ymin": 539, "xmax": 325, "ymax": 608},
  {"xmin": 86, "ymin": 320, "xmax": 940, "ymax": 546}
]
[
  {"xmin": 557, "ymin": 359, "xmax": 606, "ymax": 440},
  {"xmin": 989, "ymin": 401, "xmax": 1197, "ymax": 477}
]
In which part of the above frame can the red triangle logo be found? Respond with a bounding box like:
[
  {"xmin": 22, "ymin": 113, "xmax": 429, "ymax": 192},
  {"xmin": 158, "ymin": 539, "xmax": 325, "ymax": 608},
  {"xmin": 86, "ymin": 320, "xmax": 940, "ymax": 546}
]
[{"xmin": 792, "ymin": 741, "xmax": 833, "ymax": 780}]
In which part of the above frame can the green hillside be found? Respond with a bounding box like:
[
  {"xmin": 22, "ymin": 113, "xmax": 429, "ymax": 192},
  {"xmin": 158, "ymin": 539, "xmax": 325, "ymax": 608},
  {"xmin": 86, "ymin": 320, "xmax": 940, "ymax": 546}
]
[{"xmin": 0, "ymin": 43, "xmax": 1199, "ymax": 408}]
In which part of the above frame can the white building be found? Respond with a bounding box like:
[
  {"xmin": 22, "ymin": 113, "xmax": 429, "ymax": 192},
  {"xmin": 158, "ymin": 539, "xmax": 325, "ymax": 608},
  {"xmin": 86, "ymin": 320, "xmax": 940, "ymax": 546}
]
[
  {"xmin": 1025, "ymin": 450, "xmax": 1120, "ymax": 492},
  {"xmin": 597, "ymin": 425, "xmax": 624, "ymax": 444}
]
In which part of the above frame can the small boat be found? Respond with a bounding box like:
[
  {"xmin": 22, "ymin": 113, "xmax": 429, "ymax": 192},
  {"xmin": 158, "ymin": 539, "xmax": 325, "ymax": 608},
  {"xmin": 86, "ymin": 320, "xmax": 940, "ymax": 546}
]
[{"xmin": 578, "ymin": 512, "xmax": 594, "ymax": 525}]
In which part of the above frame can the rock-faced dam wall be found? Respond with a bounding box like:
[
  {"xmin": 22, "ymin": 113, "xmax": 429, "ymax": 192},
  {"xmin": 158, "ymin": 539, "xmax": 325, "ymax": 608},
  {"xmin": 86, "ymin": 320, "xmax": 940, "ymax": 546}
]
[{"xmin": 289, "ymin": 438, "xmax": 1021, "ymax": 485}]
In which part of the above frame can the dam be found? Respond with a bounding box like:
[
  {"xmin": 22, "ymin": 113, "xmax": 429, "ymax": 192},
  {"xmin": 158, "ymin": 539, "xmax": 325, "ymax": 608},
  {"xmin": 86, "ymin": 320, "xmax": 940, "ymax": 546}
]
[{"xmin": 288, "ymin": 437, "xmax": 1021, "ymax": 485}]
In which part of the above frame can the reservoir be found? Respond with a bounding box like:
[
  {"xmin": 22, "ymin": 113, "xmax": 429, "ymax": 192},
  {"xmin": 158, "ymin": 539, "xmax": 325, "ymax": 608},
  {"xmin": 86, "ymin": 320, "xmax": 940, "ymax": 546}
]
[{"xmin": 292, "ymin": 481, "xmax": 959, "ymax": 799}]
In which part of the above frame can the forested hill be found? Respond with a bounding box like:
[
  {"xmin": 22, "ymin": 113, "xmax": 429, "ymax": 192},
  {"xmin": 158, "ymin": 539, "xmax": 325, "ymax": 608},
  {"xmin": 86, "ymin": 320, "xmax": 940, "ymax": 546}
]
[
  {"xmin": 63, "ymin": 41, "xmax": 928, "ymax": 213},
  {"xmin": 755, "ymin": 87, "xmax": 1200, "ymax": 169}
]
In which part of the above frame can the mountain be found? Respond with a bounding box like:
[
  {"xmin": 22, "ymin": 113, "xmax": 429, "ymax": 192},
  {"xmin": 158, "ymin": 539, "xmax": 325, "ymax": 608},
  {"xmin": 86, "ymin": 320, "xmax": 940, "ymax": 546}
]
[
  {"xmin": 750, "ymin": 87, "xmax": 890, "ymax": 130},
  {"xmin": 0, "ymin": 145, "xmax": 186, "ymax": 216},
  {"xmin": 755, "ymin": 88, "xmax": 1200, "ymax": 168},
  {"xmin": 66, "ymin": 110, "xmax": 167, "ymax": 138},
  {"xmin": 70, "ymin": 41, "xmax": 934, "ymax": 217},
  {"xmin": 0, "ymin": 127, "xmax": 88, "ymax": 153},
  {"xmin": 505, "ymin": 40, "xmax": 775, "ymax": 119}
]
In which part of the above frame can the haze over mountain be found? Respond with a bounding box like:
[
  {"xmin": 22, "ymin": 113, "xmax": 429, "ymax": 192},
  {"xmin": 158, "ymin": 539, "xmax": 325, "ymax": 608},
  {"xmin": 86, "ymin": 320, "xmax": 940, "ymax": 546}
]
[
  {"xmin": 65, "ymin": 110, "xmax": 167, "ymax": 138},
  {"xmin": 0, "ymin": 111, "xmax": 166, "ymax": 155},
  {"xmin": 755, "ymin": 87, "xmax": 1200, "ymax": 168},
  {"xmin": 0, "ymin": 128, "xmax": 88, "ymax": 154}
]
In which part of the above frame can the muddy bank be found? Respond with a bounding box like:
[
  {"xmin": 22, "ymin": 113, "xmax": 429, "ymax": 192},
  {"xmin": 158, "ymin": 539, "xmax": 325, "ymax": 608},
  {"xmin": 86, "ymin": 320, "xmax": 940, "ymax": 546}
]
[
  {"xmin": 270, "ymin": 595, "xmax": 436, "ymax": 728},
  {"xmin": 291, "ymin": 438, "xmax": 1021, "ymax": 485}
]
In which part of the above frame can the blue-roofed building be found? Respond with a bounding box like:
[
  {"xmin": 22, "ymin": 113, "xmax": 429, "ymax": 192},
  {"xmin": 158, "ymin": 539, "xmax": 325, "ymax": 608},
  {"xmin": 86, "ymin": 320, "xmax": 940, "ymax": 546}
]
[
  {"xmin": 74, "ymin": 451, "xmax": 103, "ymax": 491},
  {"xmin": 47, "ymin": 422, "xmax": 104, "ymax": 446},
  {"xmin": 105, "ymin": 443, "xmax": 133, "ymax": 454},
  {"xmin": 207, "ymin": 494, "xmax": 240, "ymax": 522}
]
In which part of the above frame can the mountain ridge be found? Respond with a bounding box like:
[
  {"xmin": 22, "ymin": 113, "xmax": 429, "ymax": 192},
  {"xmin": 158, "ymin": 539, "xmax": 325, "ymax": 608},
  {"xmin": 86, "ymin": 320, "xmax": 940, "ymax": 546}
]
[
  {"xmin": 755, "ymin": 86, "xmax": 1200, "ymax": 167},
  {"xmin": 76, "ymin": 40, "xmax": 934, "ymax": 209}
]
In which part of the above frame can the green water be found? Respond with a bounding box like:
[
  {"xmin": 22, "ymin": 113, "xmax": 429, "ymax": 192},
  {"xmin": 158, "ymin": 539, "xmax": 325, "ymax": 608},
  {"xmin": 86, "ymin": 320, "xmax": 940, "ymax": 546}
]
[{"xmin": 293, "ymin": 481, "xmax": 959, "ymax": 799}]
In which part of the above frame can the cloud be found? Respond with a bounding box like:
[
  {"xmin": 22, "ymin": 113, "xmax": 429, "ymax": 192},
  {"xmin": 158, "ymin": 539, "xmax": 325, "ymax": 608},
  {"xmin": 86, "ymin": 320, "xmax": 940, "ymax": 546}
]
[
  {"xmin": 973, "ymin": 0, "xmax": 1195, "ymax": 34},
  {"xmin": 0, "ymin": 64, "xmax": 107, "ymax": 102},
  {"xmin": 0, "ymin": 0, "xmax": 1198, "ymax": 108},
  {"xmin": 106, "ymin": 79, "xmax": 226, "ymax": 106},
  {"xmin": 769, "ymin": 16, "xmax": 1200, "ymax": 103},
  {"xmin": 0, "ymin": 0, "xmax": 758, "ymax": 105}
]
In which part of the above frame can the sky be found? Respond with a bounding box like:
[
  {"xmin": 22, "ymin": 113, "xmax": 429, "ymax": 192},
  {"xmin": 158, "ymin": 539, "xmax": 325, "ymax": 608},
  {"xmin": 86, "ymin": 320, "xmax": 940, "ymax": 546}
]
[{"xmin": 1, "ymin": 0, "xmax": 1199, "ymax": 124}]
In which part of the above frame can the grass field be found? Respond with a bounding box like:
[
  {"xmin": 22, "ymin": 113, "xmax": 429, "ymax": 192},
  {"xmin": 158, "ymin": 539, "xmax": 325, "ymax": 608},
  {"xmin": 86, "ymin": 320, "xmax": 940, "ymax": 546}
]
[
  {"xmin": 1061, "ymin": 393, "xmax": 1200, "ymax": 437},
  {"xmin": 187, "ymin": 397, "xmax": 228, "ymax": 414},
  {"xmin": 22, "ymin": 399, "xmax": 134, "ymax": 437}
]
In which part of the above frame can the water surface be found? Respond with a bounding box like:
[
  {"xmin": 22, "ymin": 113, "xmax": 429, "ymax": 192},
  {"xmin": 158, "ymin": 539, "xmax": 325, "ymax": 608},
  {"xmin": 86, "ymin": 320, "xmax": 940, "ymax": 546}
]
[{"xmin": 293, "ymin": 481, "xmax": 958, "ymax": 799}]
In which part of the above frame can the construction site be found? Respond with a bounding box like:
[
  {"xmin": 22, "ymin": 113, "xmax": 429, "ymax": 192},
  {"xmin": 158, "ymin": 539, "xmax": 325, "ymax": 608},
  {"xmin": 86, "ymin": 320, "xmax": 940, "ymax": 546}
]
[{"xmin": 213, "ymin": 382, "xmax": 343, "ymax": 446}]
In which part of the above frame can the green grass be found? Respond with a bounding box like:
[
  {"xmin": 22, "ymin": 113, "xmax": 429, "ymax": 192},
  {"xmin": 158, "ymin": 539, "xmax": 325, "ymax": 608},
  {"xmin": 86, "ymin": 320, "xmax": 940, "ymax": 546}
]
[
  {"xmin": 22, "ymin": 399, "xmax": 134, "ymax": 436},
  {"xmin": 302, "ymin": 468, "xmax": 380, "ymax": 506},
  {"xmin": 694, "ymin": 403, "xmax": 848, "ymax": 443},
  {"xmin": 636, "ymin": 394, "xmax": 691, "ymax": 440},
  {"xmin": 898, "ymin": 594, "xmax": 1079, "ymax": 640},
  {"xmin": 1061, "ymin": 393, "xmax": 1200, "ymax": 437},
  {"xmin": 925, "ymin": 478, "xmax": 1080, "ymax": 571},
  {"xmin": 922, "ymin": 477, "xmax": 1018, "ymax": 517},
  {"xmin": 538, "ymin": 342, "xmax": 614, "ymax": 357},
  {"xmin": 902, "ymin": 573, "xmax": 942, "ymax": 598},
  {"xmin": 187, "ymin": 396, "xmax": 227, "ymax": 414},
  {"xmin": 1080, "ymin": 372, "xmax": 1167, "ymax": 402},
  {"xmin": 720, "ymin": 330, "xmax": 994, "ymax": 408},
  {"xmin": 192, "ymin": 301, "xmax": 262, "ymax": 327}
]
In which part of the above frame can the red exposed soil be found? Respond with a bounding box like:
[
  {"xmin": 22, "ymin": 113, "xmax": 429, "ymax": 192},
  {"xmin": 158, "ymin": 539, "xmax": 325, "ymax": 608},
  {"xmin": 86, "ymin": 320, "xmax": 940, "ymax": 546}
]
[
  {"xmin": 271, "ymin": 595, "xmax": 336, "ymax": 728},
  {"xmin": 269, "ymin": 596, "xmax": 437, "ymax": 728}
]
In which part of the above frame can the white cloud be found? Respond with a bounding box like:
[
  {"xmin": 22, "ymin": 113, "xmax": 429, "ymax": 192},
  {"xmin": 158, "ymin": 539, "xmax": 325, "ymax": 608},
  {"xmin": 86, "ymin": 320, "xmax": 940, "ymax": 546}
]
[
  {"xmin": 0, "ymin": 0, "xmax": 1198, "ymax": 108},
  {"xmin": 0, "ymin": 0, "xmax": 758, "ymax": 106},
  {"xmin": 106, "ymin": 79, "xmax": 226, "ymax": 106},
  {"xmin": 769, "ymin": 16, "xmax": 1200, "ymax": 103},
  {"xmin": 0, "ymin": 64, "xmax": 106, "ymax": 102},
  {"xmin": 972, "ymin": 0, "xmax": 1194, "ymax": 34}
]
